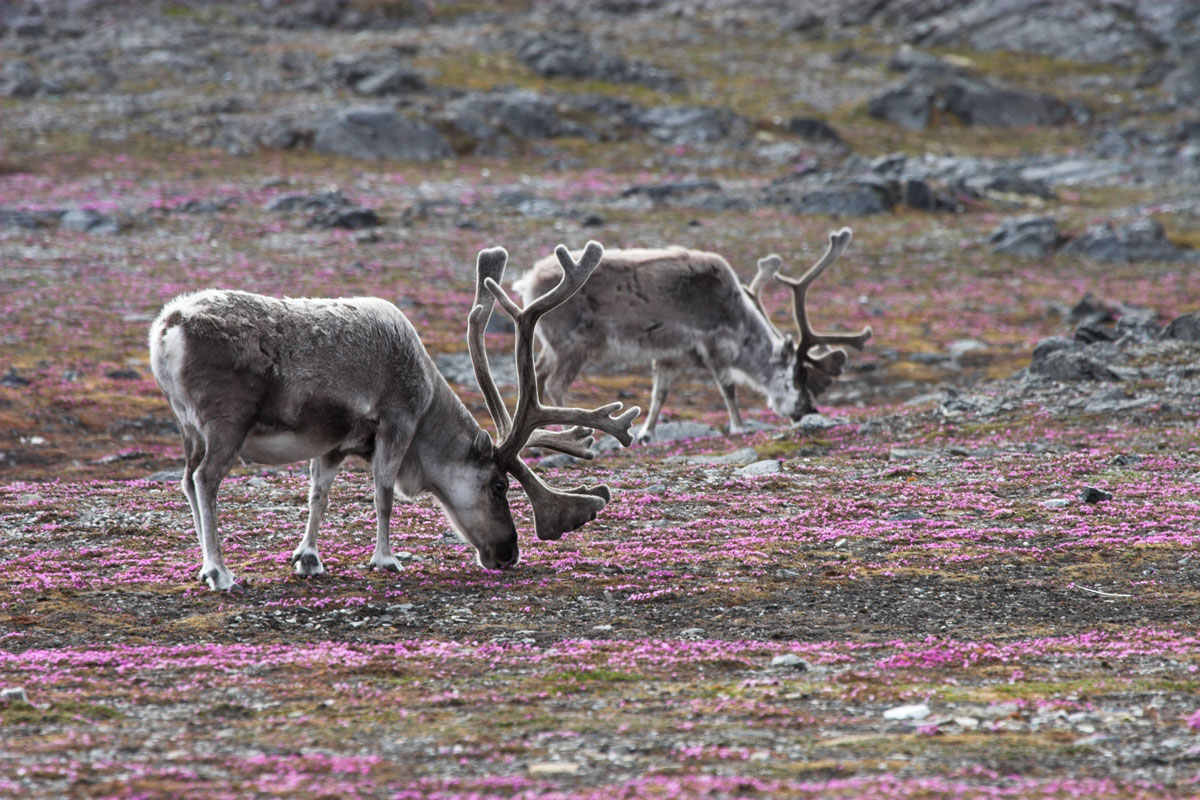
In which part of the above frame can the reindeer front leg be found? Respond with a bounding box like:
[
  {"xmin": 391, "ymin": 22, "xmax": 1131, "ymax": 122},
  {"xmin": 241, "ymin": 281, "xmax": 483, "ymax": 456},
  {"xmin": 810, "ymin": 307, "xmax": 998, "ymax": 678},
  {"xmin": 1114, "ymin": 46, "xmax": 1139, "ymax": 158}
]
[
  {"xmin": 291, "ymin": 453, "xmax": 344, "ymax": 576},
  {"xmin": 368, "ymin": 422, "xmax": 415, "ymax": 573}
]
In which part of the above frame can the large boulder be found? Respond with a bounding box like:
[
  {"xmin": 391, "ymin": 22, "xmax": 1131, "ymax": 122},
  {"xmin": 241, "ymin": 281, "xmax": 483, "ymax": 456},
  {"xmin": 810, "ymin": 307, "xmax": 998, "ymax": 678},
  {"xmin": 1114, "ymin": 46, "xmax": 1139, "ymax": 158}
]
[
  {"xmin": 869, "ymin": 67, "xmax": 1072, "ymax": 130},
  {"xmin": 1062, "ymin": 219, "xmax": 1197, "ymax": 264},
  {"xmin": 1161, "ymin": 312, "xmax": 1200, "ymax": 343},
  {"xmin": 988, "ymin": 216, "xmax": 1061, "ymax": 258},
  {"xmin": 312, "ymin": 107, "xmax": 452, "ymax": 162},
  {"xmin": 1029, "ymin": 340, "xmax": 1123, "ymax": 382},
  {"xmin": 440, "ymin": 89, "xmax": 584, "ymax": 155}
]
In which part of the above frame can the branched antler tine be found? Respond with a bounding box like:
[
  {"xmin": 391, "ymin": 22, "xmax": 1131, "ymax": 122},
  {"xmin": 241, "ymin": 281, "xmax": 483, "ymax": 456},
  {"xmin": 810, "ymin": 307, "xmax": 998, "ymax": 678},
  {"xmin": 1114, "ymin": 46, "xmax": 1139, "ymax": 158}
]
[
  {"xmin": 520, "ymin": 240, "xmax": 604, "ymax": 320},
  {"xmin": 749, "ymin": 254, "xmax": 782, "ymax": 298},
  {"xmin": 497, "ymin": 240, "xmax": 641, "ymax": 465},
  {"xmin": 809, "ymin": 345, "xmax": 848, "ymax": 376},
  {"xmin": 775, "ymin": 227, "xmax": 871, "ymax": 353},
  {"xmin": 748, "ymin": 254, "xmax": 784, "ymax": 336},
  {"xmin": 566, "ymin": 484, "xmax": 611, "ymax": 503},
  {"xmin": 525, "ymin": 402, "xmax": 640, "ymax": 448},
  {"xmin": 484, "ymin": 277, "xmax": 523, "ymax": 322},
  {"xmin": 527, "ymin": 426, "xmax": 596, "ymax": 460},
  {"xmin": 467, "ymin": 247, "xmax": 512, "ymax": 439},
  {"xmin": 508, "ymin": 458, "xmax": 607, "ymax": 541}
]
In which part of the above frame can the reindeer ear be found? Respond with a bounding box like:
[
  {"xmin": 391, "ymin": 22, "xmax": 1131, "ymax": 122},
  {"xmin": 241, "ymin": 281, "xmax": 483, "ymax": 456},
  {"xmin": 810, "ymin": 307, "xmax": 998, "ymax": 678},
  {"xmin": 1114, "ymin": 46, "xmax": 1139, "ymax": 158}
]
[{"xmin": 471, "ymin": 429, "xmax": 494, "ymax": 459}]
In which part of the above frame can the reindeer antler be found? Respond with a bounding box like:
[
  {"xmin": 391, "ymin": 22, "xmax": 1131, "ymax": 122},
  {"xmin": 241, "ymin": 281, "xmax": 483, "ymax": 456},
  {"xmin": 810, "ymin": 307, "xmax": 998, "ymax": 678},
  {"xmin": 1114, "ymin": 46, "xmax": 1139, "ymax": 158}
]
[
  {"xmin": 774, "ymin": 228, "xmax": 872, "ymax": 395},
  {"xmin": 467, "ymin": 241, "xmax": 640, "ymax": 541},
  {"xmin": 746, "ymin": 254, "xmax": 784, "ymax": 336}
]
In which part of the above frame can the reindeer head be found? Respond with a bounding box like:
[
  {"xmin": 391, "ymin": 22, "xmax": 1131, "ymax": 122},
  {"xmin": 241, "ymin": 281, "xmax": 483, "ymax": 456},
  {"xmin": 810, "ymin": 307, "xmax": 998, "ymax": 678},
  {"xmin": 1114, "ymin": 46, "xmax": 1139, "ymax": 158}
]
[
  {"xmin": 466, "ymin": 242, "xmax": 640, "ymax": 546},
  {"xmin": 752, "ymin": 228, "xmax": 872, "ymax": 416}
]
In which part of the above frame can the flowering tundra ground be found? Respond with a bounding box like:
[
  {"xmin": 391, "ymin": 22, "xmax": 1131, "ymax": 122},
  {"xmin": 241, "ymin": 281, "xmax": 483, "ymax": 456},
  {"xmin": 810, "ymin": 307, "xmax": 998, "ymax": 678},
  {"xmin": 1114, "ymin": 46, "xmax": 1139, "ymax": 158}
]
[
  {"xmin": 1, "ymin": 150, "xmax": 1198, "ymax": 798},
  {"xmin": 4, "ymin": 1, "xmax": 1200, "ymax": 797}
]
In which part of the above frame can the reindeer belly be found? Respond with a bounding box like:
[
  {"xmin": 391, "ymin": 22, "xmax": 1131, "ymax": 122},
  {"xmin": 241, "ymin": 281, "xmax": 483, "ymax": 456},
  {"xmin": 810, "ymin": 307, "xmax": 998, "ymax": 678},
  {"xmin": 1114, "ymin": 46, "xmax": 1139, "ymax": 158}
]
[{"xmin": 240, "ymin": 431, "xmax": 341, "ymax": 465}]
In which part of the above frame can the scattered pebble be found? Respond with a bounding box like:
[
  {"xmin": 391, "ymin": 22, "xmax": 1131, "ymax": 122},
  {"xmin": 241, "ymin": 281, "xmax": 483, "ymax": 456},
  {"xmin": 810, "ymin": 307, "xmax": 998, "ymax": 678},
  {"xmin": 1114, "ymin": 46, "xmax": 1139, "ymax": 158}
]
[
  {"xmin": 883, "ymin": 703, "xmax": 931, "ymax": 721},
  {"xmin": 769, "ymin": 654, "xmax": 810, "ymax": 671},
  {"xmin": 736, "ymin": 459, "xmax": 782, "ymax": 477},
  {"xmin": 0, "ymin": 687, "xmax": 29, "ymax": 704},
  {"xmin": 1080, "ymin": 486, "xmax": 1113, "ymax": 503},
  {"xmin": 528, "ymin": 762, "xmax": 579, "ymax": 776}
]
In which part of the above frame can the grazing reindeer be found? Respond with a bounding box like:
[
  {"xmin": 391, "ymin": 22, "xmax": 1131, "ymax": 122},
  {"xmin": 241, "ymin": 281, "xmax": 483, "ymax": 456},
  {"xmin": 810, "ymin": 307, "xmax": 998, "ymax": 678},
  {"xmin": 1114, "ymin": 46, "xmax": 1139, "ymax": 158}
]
[
  {"xmin": 516, "ymin": 228, "xmax": 869, "ymax": 441},
  {"xmin": 149, "ymin": 241, "xmax": 638, "ymax": 590}
]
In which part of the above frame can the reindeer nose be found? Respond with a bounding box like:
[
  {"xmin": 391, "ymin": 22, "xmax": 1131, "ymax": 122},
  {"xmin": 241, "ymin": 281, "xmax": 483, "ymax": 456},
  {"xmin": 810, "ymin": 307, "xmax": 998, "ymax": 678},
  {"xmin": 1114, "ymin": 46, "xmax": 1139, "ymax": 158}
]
[{"xmin": 494, "ymin": 540, "xmax": 519, "ymax": 568}]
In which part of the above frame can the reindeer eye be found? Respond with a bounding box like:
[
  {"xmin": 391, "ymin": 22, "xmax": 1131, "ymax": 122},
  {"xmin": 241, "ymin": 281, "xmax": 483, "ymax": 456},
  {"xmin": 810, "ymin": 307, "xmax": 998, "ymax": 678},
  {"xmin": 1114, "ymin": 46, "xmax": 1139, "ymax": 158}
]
[{"xmin": 492, "ymin": 479, "xmax": 508, "ymax": 497}]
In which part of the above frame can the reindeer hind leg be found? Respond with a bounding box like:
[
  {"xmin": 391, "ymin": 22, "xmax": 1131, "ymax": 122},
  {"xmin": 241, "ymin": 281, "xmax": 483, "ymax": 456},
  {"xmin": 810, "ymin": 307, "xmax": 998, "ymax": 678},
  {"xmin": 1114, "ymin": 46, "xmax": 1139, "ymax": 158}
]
[
  {"xmin": 190, "ymin": 423, "xmax": 245, "ymax": 590},
  {"xmin": 638, "ymin": 359, "xmax": 678, "ymax": 443}
]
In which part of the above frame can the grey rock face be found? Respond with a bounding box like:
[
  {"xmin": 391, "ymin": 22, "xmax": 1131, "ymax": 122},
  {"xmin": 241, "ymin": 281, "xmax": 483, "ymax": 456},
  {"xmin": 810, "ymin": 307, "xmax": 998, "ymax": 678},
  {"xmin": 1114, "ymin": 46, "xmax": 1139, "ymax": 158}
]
[
  {"xmin": 312, "ymin": 107, "xmax": 452, "ymax": 162},
  {"xmin": 988, "ymin": 216, "xmax": 1061, "ymax": 258}
]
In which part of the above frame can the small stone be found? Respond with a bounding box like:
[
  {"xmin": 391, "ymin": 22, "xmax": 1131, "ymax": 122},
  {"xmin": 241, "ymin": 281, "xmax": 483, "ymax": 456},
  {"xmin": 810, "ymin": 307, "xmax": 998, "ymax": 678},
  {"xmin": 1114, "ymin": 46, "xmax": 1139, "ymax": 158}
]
[
  {"xmin": 1042, "ymin": 498, "xmax": 1071, "ymax": 509},
  {"xmin": 0, "ymin": 687, "xmax": 28, "ymax": 704},
  {"xmin": 795, "ymin": 412, "xmax": 840, "ymax": 432},
  {"xmin": 1080, "ymin": 487, "xmax": 1113, "ymax": 503},
  {"xmin": 883, "ymin": 702, "xmax": 931, "ymax": 721},
  {"xmin": 440, "ymin": 529, "xmax": 466, "ymax": 545},
  {"xmin": 528, "ymin": 762, "xmax": 579, "ymax": 776},
  {"xmin": 680, "ymin": 627, "xmax": 705, "ymax": 637},
  {"xmin": 770, "ymin": 654, "xmax": 809, "ymax": 671},
  {"xmin": 889, "ymin": 447, "xmax": 936, "ymax": 462},
  {"xmin": 1, "ymin": 368, "xmax": 30, "ymax": 387},
  {"xmin": 953, "ymin": 716, "xmax": 980, "ymax": 729},
  {"xmin": 736, "ymin": 459, "xmax": 782, "ymax": 477}
]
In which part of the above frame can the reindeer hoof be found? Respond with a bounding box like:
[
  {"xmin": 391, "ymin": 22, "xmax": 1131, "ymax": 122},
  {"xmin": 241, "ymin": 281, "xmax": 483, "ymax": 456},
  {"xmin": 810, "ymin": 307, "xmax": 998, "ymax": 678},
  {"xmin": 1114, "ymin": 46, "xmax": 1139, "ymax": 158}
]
[
  {"xmin": 198, "ymin": 564, "xmax": 235, "ymax": 591},
  {"xmin": 368, "ymin": 555, "xmax": 403, "ymax": 573},
  {"xmin": 291, "ymin": 550, "xmax": 327, "ymax": 577}
]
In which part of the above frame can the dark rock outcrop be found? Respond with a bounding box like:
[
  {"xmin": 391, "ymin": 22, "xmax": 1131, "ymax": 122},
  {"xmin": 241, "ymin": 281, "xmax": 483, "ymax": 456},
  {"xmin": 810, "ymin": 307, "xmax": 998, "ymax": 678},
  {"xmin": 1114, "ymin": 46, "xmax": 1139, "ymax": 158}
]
[
  {"xmin": 869, "ymin": 66, "xmax": 1073, "ymax": 130},
  {"xmin": 514, "ymin": 31, "xmax": 682, "ymax": 92},
  {"xmin": 312, "ymin": 107, "xmax": 452, "ymax": 162},
  {"xmin": 1161, "ymin": 312, "xmax": 1200, "ymax": 343},
  {"xmin": 1062, "ymin": 219, "xmax": 1197, "ymax": 264}
]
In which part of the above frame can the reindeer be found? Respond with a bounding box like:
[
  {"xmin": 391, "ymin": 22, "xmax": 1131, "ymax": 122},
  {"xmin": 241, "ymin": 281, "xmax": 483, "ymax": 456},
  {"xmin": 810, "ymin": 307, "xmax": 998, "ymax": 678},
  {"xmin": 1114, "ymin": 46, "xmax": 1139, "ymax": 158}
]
[
  {"xmin": 148, "ymin": 241, "xmax": 638, "ymax": 590},
  {"xmin": 515, "ymin": 228, "xmax": 870, "ymax": 442}
]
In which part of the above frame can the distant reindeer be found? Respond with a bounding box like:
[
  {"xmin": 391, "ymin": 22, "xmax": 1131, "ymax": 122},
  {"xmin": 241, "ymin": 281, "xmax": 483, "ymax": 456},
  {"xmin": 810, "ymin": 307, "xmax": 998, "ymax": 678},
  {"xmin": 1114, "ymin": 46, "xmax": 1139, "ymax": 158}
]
[
  {"xmin": 515, "ymin": 228, "xmax": 870, "ymax": 441},
  {"xmin": 149, "ymin": 241, "xmax": 638, "ymax": 590}
]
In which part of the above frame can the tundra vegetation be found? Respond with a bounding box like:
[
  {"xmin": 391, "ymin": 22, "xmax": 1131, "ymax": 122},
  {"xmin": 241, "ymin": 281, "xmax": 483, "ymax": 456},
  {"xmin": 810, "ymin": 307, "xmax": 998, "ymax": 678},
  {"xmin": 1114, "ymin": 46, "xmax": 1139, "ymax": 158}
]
[{"xmin": 2, "ymin": 1, "xmax": 1200, "ymax": 798}]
